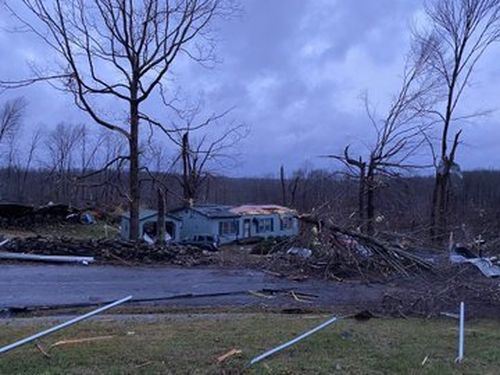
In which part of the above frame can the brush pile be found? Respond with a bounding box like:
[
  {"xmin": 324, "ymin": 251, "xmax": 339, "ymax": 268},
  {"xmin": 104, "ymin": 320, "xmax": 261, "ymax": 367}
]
[
  {"xmin": 1, "ymin": 236, "xmax": 213, "ymax": 266},
  {"xmin": 262, "ymin": 216, "xmax": 436, "ymax": 281}
]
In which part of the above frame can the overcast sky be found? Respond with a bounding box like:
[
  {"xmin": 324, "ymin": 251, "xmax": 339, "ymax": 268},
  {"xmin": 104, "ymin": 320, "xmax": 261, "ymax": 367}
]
[{"xmin": 1, "ymin": 0, "xmax": 499, "ymax": 177}]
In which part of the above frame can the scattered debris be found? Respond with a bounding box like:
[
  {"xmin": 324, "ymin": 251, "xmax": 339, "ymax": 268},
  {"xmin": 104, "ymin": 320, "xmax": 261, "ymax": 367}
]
[
  {"xmin": 248, "ymin": 315, "xmax": 338, "ymax": 367},
  {"xmin": 440, "ymin": 312, "xmax": 459, "ymax": 319},
  {"xmin": 217, "ymin": 348, "xmax": 242, "ymax": 363},
  {"xmin": 0, "ymin": 295, "xmax": 132, "ymax": 355},
  {"xmin": 450, "ymin": 251, "xmax": 500, "ymax": 278},
  {"xmin": 0, "ymin": 251, "xmax": 94, "ymax": 265},
  {"xmin": 3, "ymin": 288, "xmax": 292, "ymax": 315},
  {"xmin": 421, "ymin": 355, "xmax": 429, "ymax": 367},
  {"xmin": 35, "ymin": 342, "xmax": 51, "ymax": 359},
  {"xmin": 286, "ymin": 247, "xmax": 312, "ymax": 258},
  {"xmin": 1, "ymin": 236, "xmax": 212, "ymax": 266},
  {"xmin": 290, "ymin": 291, "xmax": 315, "ymax": 303},
  {"xmin": 50, "ymin": 336, "xmax": 115, "ymax": 349},
  {"xmin": 135, "ymin": 361, "xmax": 154, "ymax": 369}
]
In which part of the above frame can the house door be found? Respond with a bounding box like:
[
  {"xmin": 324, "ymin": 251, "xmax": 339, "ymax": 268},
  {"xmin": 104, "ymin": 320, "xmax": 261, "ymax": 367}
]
[{"xmin": 243, "ymin": 219, "xmax": 251, "ymax": 237}]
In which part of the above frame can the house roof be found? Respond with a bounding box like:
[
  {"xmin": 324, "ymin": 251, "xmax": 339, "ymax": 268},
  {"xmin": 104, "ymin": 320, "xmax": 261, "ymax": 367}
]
[
  {"xmin": 171, "ymin": 204, "xmax": 239, "ymax": 219},
  {"xmin": 121, "ymin": 209, "xmax": 181, "ymax": 221},
  {"xmin": 171, "ymin": 204, "xmax": 297, "ymax": 219},
  {"xmin": 229, "ymin": 204, "xmax": 296, "ymax": 216}
]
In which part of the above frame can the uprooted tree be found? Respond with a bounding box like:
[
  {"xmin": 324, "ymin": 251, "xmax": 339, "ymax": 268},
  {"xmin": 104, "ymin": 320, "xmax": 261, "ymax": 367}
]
[
  {"xmin": 1, "ymin": 0, "xmax": 235, "ymax": 240},
  {"xmin": 415, "ymin": 0, "xmax": 500, "ymax": 241},
  {"xmin": 326, "ymin": 47, "xmax": 436, "ymax": 235}
]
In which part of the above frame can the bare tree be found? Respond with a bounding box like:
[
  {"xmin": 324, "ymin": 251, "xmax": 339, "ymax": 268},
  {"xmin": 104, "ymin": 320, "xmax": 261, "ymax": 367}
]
[
  {"xmin": 2, "ymin": 0, "xmax": 235, "ymax": 239},
  {"xmin": 45, "ymin": 122, "xmax": 84, "ymax": 202},
  {"xmin": 0, "ymin": 97, "xmax": 26, "ymax": 148},
  {"xmin": 279, "ymin": 164, "xmax": 300, "ymax": 207},
  {"xmin": 326, "ymin": 50, "xmax": 435, "ymax": 235},
  {"xmin": 149, "ymin": 105, "xmax": 248, "ymax": 205},
  {"xmin": 416, "ymin": 0, "xmax": 500, "ymax": 241}
]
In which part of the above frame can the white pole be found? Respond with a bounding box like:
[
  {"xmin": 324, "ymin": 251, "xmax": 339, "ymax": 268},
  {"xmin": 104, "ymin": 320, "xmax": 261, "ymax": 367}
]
[
  {"xmin": 249, "ymin": 316, "xmax": 338, "ymax": 366},
  {"xmin": 456, "ymin": 301, "xmax": 465, "ymax": 363},
  {"xmin": 0, "ymin": 295, "xmax": 132, "ymax": 355}
]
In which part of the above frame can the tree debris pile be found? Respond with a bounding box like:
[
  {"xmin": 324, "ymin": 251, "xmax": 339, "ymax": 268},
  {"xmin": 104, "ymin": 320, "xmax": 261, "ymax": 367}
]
[
  {"xmin": 260, "ymin": 217, "xmax": 436, "ymax": 281},
  {"xmin": 380, "ymin": 266, "xmax": 500, "ymax": 318},
  {"xmin": 1, "ymin": 237, "xmax": 213, "ymax": 266}
]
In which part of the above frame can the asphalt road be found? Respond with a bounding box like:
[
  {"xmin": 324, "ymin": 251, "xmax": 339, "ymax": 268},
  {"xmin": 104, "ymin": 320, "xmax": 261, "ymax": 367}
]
[{"xmin": 0, "ymin": 265, "xmax": 385, "ymax": 310}]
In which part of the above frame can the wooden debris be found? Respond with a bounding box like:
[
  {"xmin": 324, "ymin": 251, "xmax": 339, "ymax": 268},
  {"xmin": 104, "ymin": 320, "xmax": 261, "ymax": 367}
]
[
  {"xmin": 217, "ymin": 348, "xmax": 242, "ymax": 363},
  {"xmin": 290, "ymin": 291, "xmax": 312, "ymax": 303},
  {"xmin": 135, "ymin": 361, "xmax": 154, "ymax": 369},
  {"xmin": 50, "ymin": 335, "xmax": 115, "ymax": 348},
  {"xmin": 249, "ymin": 290, "xmax": 274, "ymax": 299},
  {"xmin": 35, "ymin": 342, "xmax": 51, "ymax": 358}
]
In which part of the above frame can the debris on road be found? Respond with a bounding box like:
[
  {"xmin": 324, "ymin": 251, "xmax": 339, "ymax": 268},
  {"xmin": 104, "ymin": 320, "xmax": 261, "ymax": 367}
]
[
  {"xmin": 0, "ymin": 295, "xmax": 132, "ymax": 355},
  {"xmin": 0, "ymin": 251, "xmax": 94, "ymax": 265}
]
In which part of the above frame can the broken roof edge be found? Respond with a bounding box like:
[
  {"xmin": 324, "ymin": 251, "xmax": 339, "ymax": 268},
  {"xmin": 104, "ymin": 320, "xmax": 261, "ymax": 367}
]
[{"xmin": 169, "ymin": 203, "xmax": 298, "ymax": 218}]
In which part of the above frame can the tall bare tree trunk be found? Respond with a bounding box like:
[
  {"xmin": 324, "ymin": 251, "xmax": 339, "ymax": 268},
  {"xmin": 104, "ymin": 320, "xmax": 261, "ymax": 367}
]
[
  {"xmin": 129, "ymin": 94, "xmax": 140, "ymax": 240},
  {"xmin": 157, "ymin": 188, "xmax": 166, "ymax": 245},
  {"xmin": 280, "ymin": 165, "xmax": 287, "ymax": 206}
]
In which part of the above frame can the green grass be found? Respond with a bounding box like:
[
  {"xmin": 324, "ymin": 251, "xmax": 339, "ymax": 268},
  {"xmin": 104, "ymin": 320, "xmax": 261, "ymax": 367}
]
[{"xmin": 0, "ymin": 314, "xmax": 499, "ymax": 374}]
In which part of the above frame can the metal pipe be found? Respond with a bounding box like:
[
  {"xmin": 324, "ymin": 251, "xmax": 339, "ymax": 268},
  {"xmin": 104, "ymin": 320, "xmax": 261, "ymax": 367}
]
[
  {"xmin": 0, "ymin": 295, "xmax": 132, "ymax": 355},
  {"xmin": 456, "ymin": 301, "xmax": 465, "ymax": 363},
  {"xmin": 0, "ymin": 251, "xmax": 94, "ymax": 264},
  {"xmin": 249, "ymin": 316, "xmax": 338, "ymax": 366}
]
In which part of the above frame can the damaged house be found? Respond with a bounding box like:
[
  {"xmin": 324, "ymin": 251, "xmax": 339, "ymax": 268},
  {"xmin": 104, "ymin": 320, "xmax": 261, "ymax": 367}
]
[
  {"xmin": 120, "ymin": 209, "xmax": 182, "ymax": 242},
  {"xmin": 170, "ymin": 204, "xmax": 299, "ymax": 245}
]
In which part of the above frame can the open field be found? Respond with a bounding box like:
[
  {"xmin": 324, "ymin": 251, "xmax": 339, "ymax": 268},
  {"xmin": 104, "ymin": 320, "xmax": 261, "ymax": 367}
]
[{"xmin": 0, "ymin": 314, "xmax": 499, "ymax": 374}]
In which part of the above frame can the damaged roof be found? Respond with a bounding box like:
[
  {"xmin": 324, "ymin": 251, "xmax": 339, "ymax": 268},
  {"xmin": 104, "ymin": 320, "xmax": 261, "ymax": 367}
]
[
  {"xmin": 173, "ymin": 204, "xmax": 297, "ymax": 218},
  {"xmin": 229, "ymin": 204, "xmax": 296, "ymax": 216}
]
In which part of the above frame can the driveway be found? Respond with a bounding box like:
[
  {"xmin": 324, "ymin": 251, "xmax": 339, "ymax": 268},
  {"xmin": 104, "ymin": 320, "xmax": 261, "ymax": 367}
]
[{"xmin": 0, "ymin": 265, "xmax": 386, "ymax": 310}]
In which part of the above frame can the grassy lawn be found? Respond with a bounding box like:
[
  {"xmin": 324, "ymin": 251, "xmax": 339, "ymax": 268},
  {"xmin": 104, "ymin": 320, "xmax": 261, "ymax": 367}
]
[{"xmin": 0, "ymin": 314, "xmax": 499, "ymax": 374}]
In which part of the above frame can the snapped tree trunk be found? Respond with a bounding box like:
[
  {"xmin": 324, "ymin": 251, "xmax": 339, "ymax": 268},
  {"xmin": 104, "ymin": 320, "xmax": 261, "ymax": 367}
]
[
  {"xmin": 365, "ymin": 166, "xmax": 375, "ymax": 236},
  {"xmin": 157, "ymin": 188, "xmax": 166, "ymax": 245},
  {"xmin": 280, "ymin": 165, "xmax": 287, "ymax": 206},
  {"xmin": 357, "ymin": 164, "xmax": 366, "ymax": 230},
  {"xmin": 431, "ymin": 162, "xmax": 451, "ymax": 243}
]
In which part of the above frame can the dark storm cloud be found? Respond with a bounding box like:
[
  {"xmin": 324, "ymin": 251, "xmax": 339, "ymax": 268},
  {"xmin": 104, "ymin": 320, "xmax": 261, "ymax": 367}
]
[{"xmin": 1, "ymin": 0, "xmax": 500, "ymax": 176}]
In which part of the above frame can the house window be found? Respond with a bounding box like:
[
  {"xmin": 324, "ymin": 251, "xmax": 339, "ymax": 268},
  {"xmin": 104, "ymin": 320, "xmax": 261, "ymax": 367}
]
[
  {"xmin": 257, "ymin": 218, "xmax": 273, "ymax": 233},
  {"xmin": 280, "ymin": 216, "xmax": 294, "ymax": 230},
  {"xmin": 219, "ymin": 220, "xmax": 239, "ymax": 235}
]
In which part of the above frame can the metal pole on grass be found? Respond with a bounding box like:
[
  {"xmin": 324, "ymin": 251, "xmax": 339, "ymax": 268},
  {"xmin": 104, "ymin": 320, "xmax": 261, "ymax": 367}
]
[
  {"xmin": 456, "ymin": 301, "xmax": 465, "ymax": 363},
  {"xmin": 0, "ymin": 295, "xmax": 132, "ymax": 355},
  {"xmin": 248, "ymin": 315, "xmax": 338, "ymax": 366}
]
